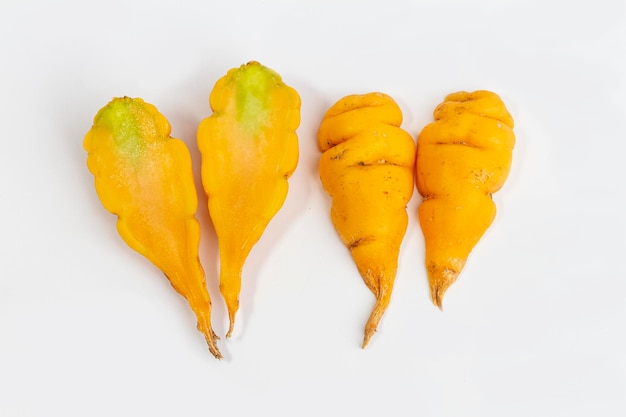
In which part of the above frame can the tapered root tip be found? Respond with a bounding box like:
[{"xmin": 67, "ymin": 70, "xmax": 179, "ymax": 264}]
[
  {"xmin": 362, "ymin": 326, "xmax": 377, "ymax": 349},
  {"xmin": 195, "ymin": 311, "xmax": 222, "ymax": 359},
  {"xmin": 431, "ymin": 284, "xmax": 445, "ymax": 310},
  {"xmin": 225, "ymin": 309, "xmax": 236, "ymax": 339},
  {"xmin": 428, "ymin": 265, "xmax": 460, "ymax": 311},
  {"xmin": 361, "ymin": 290, "xmax": 392, "ymax": 349},
  {"xmin": 204, "ymin": 329, "xmax": 223, "ymax": 360}
]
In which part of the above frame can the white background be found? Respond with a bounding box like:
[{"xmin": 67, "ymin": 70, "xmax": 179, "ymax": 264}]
[{"xmin": 1, "ymin": 0, "xmax": 626, "ymax": 416}]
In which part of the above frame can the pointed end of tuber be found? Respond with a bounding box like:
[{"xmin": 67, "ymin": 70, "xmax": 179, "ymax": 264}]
[
  {"xmin": 431, "ymin": 284, "xmax": 446, "ymax": 311},
  {"xmin": 225, "ymin": 308, "xmax": 237, "ymax": 339},
  {"xmin": 361, "ymin": 287, "xmax": 392, "ymax": 349},
  {"xmin": 196, "ymin": 315, "xmax": 222, "ymax": 360},
  {"xmin": 428, "ymin": 265, "xmax": 459, "ymax": 311},
  {"xmin": 203, "ymin": 329, "xmax": 223, "ymax": 360},
  {"xmin": 362, "ymin": 327, "xmax": 376, "ymax": 349},
  {"xmin": 219, "ymin": 265, "xmax": 243, "ymax": 340}
]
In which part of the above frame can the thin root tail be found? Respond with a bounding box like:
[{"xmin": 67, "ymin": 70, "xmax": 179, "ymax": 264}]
[
  {"xmin": 197, "ymin": 320, "xmax": 222, "ymax": 360},
  {"xmin": 204, "ymin": 329, "xmax": 223, "ymax": 360},
  {"xmin": 361, "ymin": 291, "xmax": 391, "ymax": 348},
  {"xmin": 431, "ymin": 284, "xmax": 445, "ymax": 310},
  {"xmin": 428, "ymin": 266, "xmax": 459, "ymax": 311},
  {"xmin": 225, "ymin": 308, "xmax": 237, "ymax": 339}
]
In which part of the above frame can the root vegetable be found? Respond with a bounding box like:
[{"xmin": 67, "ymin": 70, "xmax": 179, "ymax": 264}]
[
  {"xmin": 318, "ymin": 92, "xmax": 416, "ymax": 347},
  {"xmin": 197, "ymin": 61, "xmax": 301, "ymax": 337},
  {"xmin": 416, "ymin": 90, "xmax": 515, "ymax": 308},
  {"xmin": 84, "ymin": 97, "xmax": 221, "ymax": 358}
]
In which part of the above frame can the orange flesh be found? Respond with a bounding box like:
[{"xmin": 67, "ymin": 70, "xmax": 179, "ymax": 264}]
[
  {"xmin": 197, "ymin": 62, "xmax": 300, "ymax": 337},
  {"xmin": 84, "ymin": 97, "xmax": 221, "ymax": 358}
]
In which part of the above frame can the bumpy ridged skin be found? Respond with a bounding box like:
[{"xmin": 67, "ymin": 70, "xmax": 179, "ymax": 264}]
[
  {"xmin": 318, "ymin": 92, "xmax": 415, "ymax": 348},
  {"xmin": 416, "ymin": 90, "xmax": 515, "ymax": 308},
  {"xmin": 84, "ymin": 97, "xmax": 221, "ymax": 359},
  {"xmin": 197, "ymin": 61, "xmax": 300, "ymax": 337}
]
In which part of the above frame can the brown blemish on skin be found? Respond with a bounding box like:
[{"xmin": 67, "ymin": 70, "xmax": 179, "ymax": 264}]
[{"xmin": 348, "ymin": 236, "xmax": 374, "ymax": 250}]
